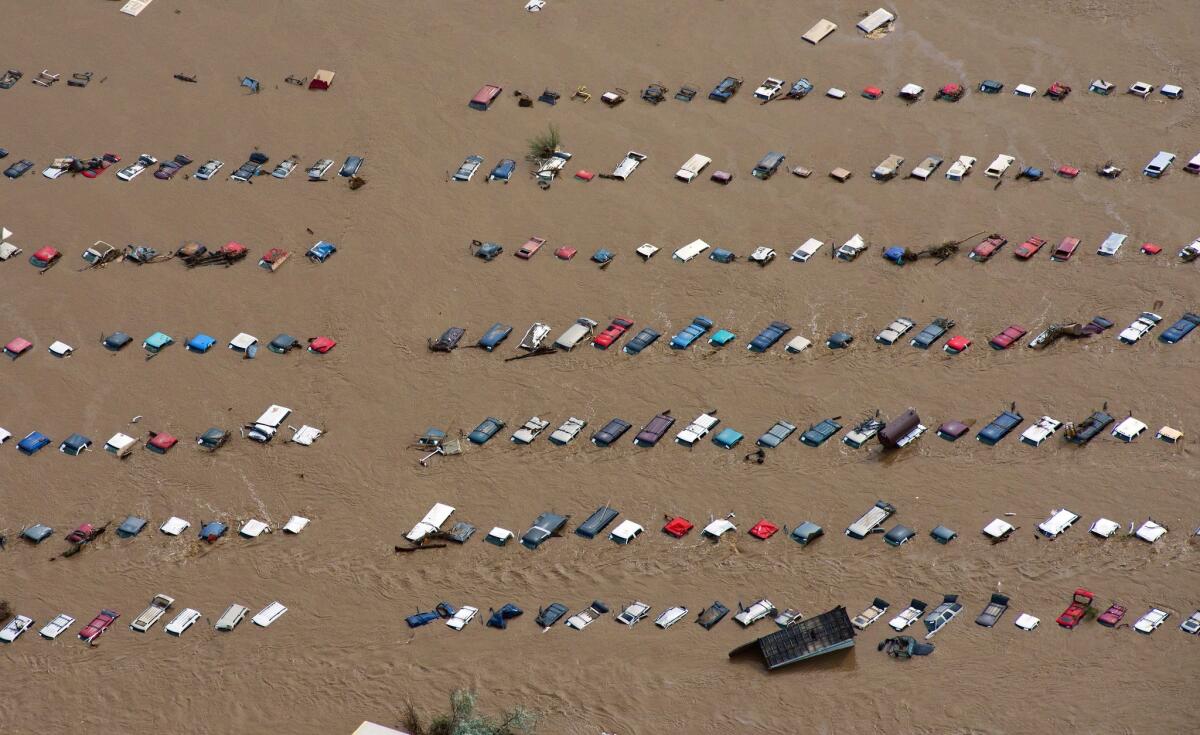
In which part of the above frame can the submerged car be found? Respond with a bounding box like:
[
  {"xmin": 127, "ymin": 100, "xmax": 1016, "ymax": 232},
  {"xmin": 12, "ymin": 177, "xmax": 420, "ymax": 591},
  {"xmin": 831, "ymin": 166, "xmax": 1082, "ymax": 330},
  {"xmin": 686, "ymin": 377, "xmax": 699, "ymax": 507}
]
[
  {"xmin": 709, "ymin": 76, "xmax": 743, "ymax": 102},
  {"xmin": 593, "ymin": 317, "xmax": 634, "ymax": 349},
  {"xmin": 467, "ymin": 417, "xmax": 506, "ymax": 444}
]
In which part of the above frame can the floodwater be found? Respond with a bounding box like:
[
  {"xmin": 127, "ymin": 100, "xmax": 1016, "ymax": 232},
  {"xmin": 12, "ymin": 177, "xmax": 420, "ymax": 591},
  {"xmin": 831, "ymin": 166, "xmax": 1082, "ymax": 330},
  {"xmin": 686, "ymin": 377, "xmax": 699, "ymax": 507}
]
[{"xmin": 1, "ymin": 1, "xmax": 1197, "ymax": 733}]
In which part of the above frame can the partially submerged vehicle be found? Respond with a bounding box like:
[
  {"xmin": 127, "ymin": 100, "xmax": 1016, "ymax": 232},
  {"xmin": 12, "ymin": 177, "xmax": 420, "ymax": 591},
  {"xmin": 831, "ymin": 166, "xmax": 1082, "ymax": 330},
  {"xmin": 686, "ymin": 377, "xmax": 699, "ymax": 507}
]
[
  {"xmin": 734, "ymin": 600, "xmax": 776, "ymax": 627},
  {"xmin": 923, "ymin": 595, "xmax": 963, "ymax": 639},
  {"xmin": 975, "ymin": 594, "xmax": 1010, "ymax": 628},
  {"xmin": 845, "ymin": 501, "xmax": 896, "ymax": 539},
  {"xmin": 852, "ymin": 598, "xmax": 890, "ymax": 630},
  {"xmin": 566, "ymin": 601, "xmax": 609, "ymax": 630},
  {"xmin": 1056, "ymin": 588, "xmax": 1093, "ymax": 629},
  {"xmin": 888, "ymin": 600, "xmax": 928, "ymax": 631}
]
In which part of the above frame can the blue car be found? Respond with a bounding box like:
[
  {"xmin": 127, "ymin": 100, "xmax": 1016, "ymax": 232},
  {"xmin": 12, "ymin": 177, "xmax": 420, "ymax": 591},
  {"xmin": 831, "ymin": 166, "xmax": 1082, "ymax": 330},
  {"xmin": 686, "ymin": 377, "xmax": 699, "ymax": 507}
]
[
  {"xmin": 477, "ymin": 323, "xmax": 512, "ymax": 351},
  {"xmin": 198, "ymin": 521, "xmax": 228, "ymax": 543},
  {"xmin": 709, "ymin": 76, "xmax": 743, "ymax": 102},
  {"xmin": 670, "ymin": 316, "xmax": 714, "ymax": 349},
  {"xmin": 488, "ymin": 158, "xmax": 516, "ymax": 183},
  {"xmin": 1160, "ymin": 312, "xmax": 1200, "ymax": 344},
  {"xmin": 486, "ymin": 603, "xmax": 523, "ymax": 629},
  {"xmin": 186, "ymin": 333, "xmax": 217, "ymax": 353},
  {"xmin": 977, "ymin": 410, "xmax": 1023, "ymax": 445},
  {"xmin": 748, "ymin": 321, "xmax": 791, "ymax": 352},
  {"xmin": 307, "ymin": 240, "xmax": 337, "ymax": 263},
  {"xmin": 17, "ymin": 431, "xmax": 51, "ymax": 455},
  {"xmin": 624, "ymin": 328, "xmax": 661, "ymax": 355},
  {"xmin": 800, "ymin": 418, "xmax": 843, "ymax": 447},
  {"xmin": 339, "ymin": 155, "xmax": 364, "ymax": 177},
  {"xmin": 468, "ymin": 417, "xmax": 506, "ymax": 444}
]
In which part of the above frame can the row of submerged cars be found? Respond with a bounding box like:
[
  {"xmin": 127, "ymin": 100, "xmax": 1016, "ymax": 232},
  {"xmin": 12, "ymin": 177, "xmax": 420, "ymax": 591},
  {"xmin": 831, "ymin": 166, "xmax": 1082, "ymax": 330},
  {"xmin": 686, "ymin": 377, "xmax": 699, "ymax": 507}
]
[
  {"xmin": 3, "ymin": 330, "xmax": 335, "ymax": 361},
  {"xmin": 1, "ymin": 596, "xmax": 288, "ymax": 645},
  {"xmin": 428, "ymin": 309, "xmax": 1200, "ymax": 360},
  {"xmin": 434, "ymin": 402, "xmax": 1183, "ymax": 455},
  {"xmin": 452, "ymin": 147, "xmax": 1200, "ymax": 187},
  {"xmin": 14, "ymin": 514, "xmax": 310, "ymax": 548},
  {"xmin": 400, "ymin": 498, "xmax": 1191, "ymax": 555},
  {"xmin": 3, "ymin": 237, "xmax": 339, "ymax": 270},
  {"xmin": 466, "ymin": 76, "xmax": 1185, "ymax": 111},
  {"xmin": 1, "ymin": 150, "xmax": 365, "ymax": 181},
  {"xmin": 4, "ymin": 403, "xmax": 325, "ymax": 461},
  {"xmin": 472, "ymin": 233, "xmax": 1200, "ymax": 265},
  {"xmin": 400, "ymin": 590, "xmax": 1200, "ymax": 640}
]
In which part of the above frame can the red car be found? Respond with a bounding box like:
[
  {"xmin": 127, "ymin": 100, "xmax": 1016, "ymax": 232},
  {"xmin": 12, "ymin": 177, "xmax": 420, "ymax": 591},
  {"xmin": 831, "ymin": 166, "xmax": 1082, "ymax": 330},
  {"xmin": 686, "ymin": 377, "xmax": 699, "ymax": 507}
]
[
  {"xmin": 65, "ymin": 523, "xmax": 97, "ymax": 544},
  {"xmin": 514, "ymin": 236, "xmax": 546, "ymax": 260},
  {"xmin": 592, "ymin": 317, "xmax": 634, "ymax": 349},
  {"xmin": 1056, "ymin": 588, "xmax": 1094, "ymax": 629},
  {"xmin": 79, "ymin": 609, "xmax": 120, "ymax": 643},
  {"xmin": 1051, "ymin": 237, "xmax": 1080, "ymax": 261},
  {"xmin": 862, "ymin": 86, "xmax": 883, "ymax": 99},
  {"xmin": 1097, "ymin": 603, "xmax": 1127, "ymax": 627},
  {"xmin": 944, "ymin": 335, "xmax": 971, "ymax": 354},
  {"xmin": 1013, "ymin": 236, "xmax": 1046, "ymax": 259},
  {"xmin": 662, "ymin": 517, "xmax": 693, "ymax": 538},
  {"xmin": 1046, "ymin": 82, "xmax": 1071, "ymax": 100},
  {"xmin": 1057, "ymin": 165, "xmax": 1080, "ymax": 178},
  {"xmin": 1140, "ymin": 243, "xmax": 1162, "ymax": 255},
  {"xmin": 308, "ymin": 336, "xmax": 337, "ymax": 353},
  {"xmin": 970, "ymin": 234, "xmax": 1007, "ymax": 261},
  {"xmin": 749, "ymin": 519, "xmax": 779, "ymax": 539},
  {"xmin": 989, "ymin": 325, "xmax": 1028, "ymax": 349},
  {"xmin": 82, "ymin": 153, "xmax": 120, "ymax": 179},
  {"xmin": 554, "ymin": 246, "xmax": 577, "ymax": 260}
]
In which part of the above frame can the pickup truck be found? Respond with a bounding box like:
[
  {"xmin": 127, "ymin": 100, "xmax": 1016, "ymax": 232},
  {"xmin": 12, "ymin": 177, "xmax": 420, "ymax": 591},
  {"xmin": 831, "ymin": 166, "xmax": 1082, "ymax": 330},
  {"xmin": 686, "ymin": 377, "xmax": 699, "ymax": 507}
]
[{"xmin": 131, "ymin": 594, "xmax": 175, "ymax": 632}]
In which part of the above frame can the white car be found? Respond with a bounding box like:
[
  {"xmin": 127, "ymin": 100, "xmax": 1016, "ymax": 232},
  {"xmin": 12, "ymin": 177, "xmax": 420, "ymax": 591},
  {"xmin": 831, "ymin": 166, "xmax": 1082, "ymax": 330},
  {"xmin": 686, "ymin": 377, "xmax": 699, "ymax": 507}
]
[
  {"xmin": 733, "ymin": 599, "xmax": 775, "ymax": 627},
  {"xmin": 790, "ymin": 238, "xmax": 824, "ymax": 262},
  {"xmin": 1, "ymin": 615, "xmax": 34, "ymax": 642},
  {"xmin": 253, "ymin": 601, "xmax": 288, "ymax": 627},
  {"xmin": 446, "ymin": 606, "xmax": 478, "ymax": 630},
  {"xmin": 116, "ymin": 154, "xmax": 157, "ymax": 181},
  {"xmin": 215, "ymin": 604, "xmax": 249, "ymax": 631},
  {"xmin": 306, "ymin": 159, "xmax": 334, "ymax": 180},
  {"xmin": 1020, "ymin": 416, "xmax": 1062, "ymax": 446},
  {"xmin": 548, "ymin": 417, "xmax": 587, "ymax": 445},
  {"xmin": 511, "ymin": 416, "xmax": 550, "ymax": 444},
  {"xmin": 676, "ymin": 413, "xmax": 720, "ymax": 446},
  {"xmin": 875, "ymin": 317, "xmax": 915, "ymax": 345},
  {"xmin": 271, "ymin": 160, "xmax": 297, "ymax": 179},
  {"xmin": 655, "ymin": 606, "xmax": 688, "ymax": 629},
  {"xmin": 984, "ymin": 154, "xmax": 1015, "ymax": 178},
  {"xmin": 165, "ymin": 608, "xmax": 202, "ymax": 636},
  {"xmin": 611, "ymin": 151, "xmax": 647, "ymax": 180},
  {"xmin": 1178, "ymin": 237, "xmax": 1200, "ymax": 260},
  {"xmin": 748, "ymin": 246, "xmax": 776, "ymax": 265},
  {"xmin": 616, "ymin": 601, "xmax": 651, "ymax": 627},
  {"xmin": 566, "ymin": 602, "xmax": 607, "ymax": 630},
  {"xmin": 1118, "ymin": 312, "xmax": 1162, "ymax": 344},
  {"xmin": 909, "ymin": 156, "xmax": 943, "ymax": 180},
  {"xmin": 1133, "ymin": 608, "xmax": 1170, "ymax": 634},
  {"xmin": 194, "ymin": 160, "xmax": 223, "ymax": 180},
  {"xmin": 946, "ymin": 155, "xmax": 976, "ymax": 181},
  {"xmin": 753, "ymin": 77, "xmax": 785, "ymax": 101},
  {"xmin": 39, "ymin": 614, "xmax": 75, "ymax": 639}
]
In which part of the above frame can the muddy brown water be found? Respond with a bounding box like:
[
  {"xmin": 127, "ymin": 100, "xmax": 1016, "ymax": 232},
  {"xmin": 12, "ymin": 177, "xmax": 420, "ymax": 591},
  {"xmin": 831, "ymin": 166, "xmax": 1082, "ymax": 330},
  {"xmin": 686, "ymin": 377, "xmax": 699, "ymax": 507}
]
[{"xmin": 1, "ymin": 1, "xmax": 1197, "ymax": 733}]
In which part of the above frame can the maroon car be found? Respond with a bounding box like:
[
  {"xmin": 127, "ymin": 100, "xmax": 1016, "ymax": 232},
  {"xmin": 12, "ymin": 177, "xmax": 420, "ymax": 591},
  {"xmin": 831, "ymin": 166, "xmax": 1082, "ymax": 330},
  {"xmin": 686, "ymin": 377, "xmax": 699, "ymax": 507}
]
[
  {"xmin": 593, "ymin": 317, "xmax": 634, "ymax": 349},
  {"xmin": 633, "ymin": 412, "xmax": 675, "ymax": 447},
  {"xmin": 79, "ymin": 609, "xmax": 120, "ymax": 643},
  {"xmin": 1051, "ymin": 237, "xmax": 1081, "ymax": 261},
  {"xmin": 989, "ymin": 325, "xmax": 1028, "ymax": 350},
  {"xmin": 1097, "ymin": 603, "xmax": 1127, "ymax": 627},
  {"xmin": 65, "ymin": 523, "xmax": 98, "ymax": 544},
  {"xmin": 154, "ymin": 154, "xmax": 194, "ymax": 180}
]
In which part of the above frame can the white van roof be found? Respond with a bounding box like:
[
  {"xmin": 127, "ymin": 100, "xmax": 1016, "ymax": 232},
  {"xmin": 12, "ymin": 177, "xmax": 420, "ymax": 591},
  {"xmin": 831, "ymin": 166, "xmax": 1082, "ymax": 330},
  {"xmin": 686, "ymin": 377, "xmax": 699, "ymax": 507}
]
[
  {"xmin": 610, "ymin": 520, "xmax": 644, "ymax": 542},
  {"xmin": 105, "ymin": 432, "xmax": 137, "ymax": 454},
  {"xmin": 406, "ymin": 502, "xmax": 455, "ymax": 542},
  {"xmin": 282, "ymin": 515, "xmax": 310, "ymax": 534},
  {"xmin": 252, "ymin": 601, "xmax": 288, "ymax": 627},
  {"xmin": 160, "ymin": 516, "xmax": 190, "ymax": 536},
  {"xmin": 1037, "ymin": 509, "xmax": 1079, "ymax": 537},
  {"xmin": 255, "ymin": 404, "xmax": 291, "ymax": 427},
  {"xmin": 1089, "ymin": 518, "xmax": 1120, "ymax": 538},
  {"xmin": 791, "ymin": 238, "xmax": 824, "ymax": 261},
  {"xmin": 673, "ymin": 239, "xmax": 711, "ymax": 262},
  {"xmin": 802, "ymin": 18, "xmax": 837, "ymax": 44},
  {"xmin": 553, "ymin": 318, "xmax": 597, "ymax": 350},
  {"xmin": 983, "ymin": 518, "xmax": 1015, "ymax": 538},
  {"xmin": 240, "ymin": 519, "xmax": 270, "ymax": 538},
  {"xmin": 856, "ymin": 8, "xmax": 895, "ymax": 33},
  {"xmin": 675, "ymin": 154, "xmax": 711, "ymax": 182}
]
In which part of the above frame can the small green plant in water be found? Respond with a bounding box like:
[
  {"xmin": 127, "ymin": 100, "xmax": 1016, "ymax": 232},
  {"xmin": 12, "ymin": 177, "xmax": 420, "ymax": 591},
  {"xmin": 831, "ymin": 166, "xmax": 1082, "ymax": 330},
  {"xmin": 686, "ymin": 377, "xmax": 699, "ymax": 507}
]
[{"xmin": 402, "ymin": 689, "xmax": 538, "ymax": 735}]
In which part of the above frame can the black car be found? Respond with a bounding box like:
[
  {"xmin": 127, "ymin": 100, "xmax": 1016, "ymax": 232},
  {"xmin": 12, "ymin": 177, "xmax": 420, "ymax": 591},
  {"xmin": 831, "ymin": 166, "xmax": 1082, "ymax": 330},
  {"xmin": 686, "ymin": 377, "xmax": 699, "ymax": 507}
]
[
  {"xmin": 339, "ymin": 155, "xmax": 364, "ymax": 177},
  {"xmin": 4, "ymin": 159, "xmax": 34, "ymax": 178},
  {"xmin": 520, "ymin": 512, "xmax": 568, "ymax": 550},
  {"xmin": 1065, "ymin": 411, "xmax": 1113, "ymax": 445},
  {"xmin": 591, "ymin": 418, "xmax": 631, "ymax": 447}
]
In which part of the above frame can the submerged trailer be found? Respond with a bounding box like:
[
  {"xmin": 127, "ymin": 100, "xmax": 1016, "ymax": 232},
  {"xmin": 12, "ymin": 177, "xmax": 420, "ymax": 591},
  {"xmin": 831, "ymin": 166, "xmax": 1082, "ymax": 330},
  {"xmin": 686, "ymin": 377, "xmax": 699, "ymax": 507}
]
[{"xmin": 729, "ymin": 606, "xmax": 856, "ymax": 669}]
